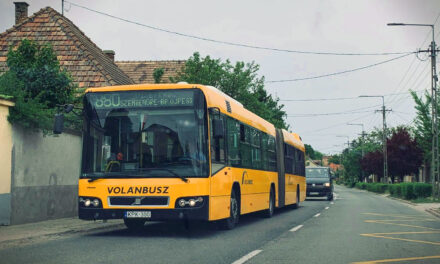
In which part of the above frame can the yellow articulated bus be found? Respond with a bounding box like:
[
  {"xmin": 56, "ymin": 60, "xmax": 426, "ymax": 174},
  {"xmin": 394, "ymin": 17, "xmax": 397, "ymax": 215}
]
[{"xmin": 73, "ymin": 83, "xmax": 305, "ymax": 229}]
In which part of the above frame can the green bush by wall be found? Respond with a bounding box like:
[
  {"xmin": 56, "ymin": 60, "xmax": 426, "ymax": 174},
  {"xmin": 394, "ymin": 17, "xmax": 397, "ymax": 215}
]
[{"xmin": 354, "ymin": 182, "xmax": 432, "ymax": 200}]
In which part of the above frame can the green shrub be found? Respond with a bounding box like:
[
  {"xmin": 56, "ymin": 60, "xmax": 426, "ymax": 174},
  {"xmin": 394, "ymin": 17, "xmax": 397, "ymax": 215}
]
[
  {"xmin": 365, "ymin": 183, "xmax": 388, "ymax": 193},
  {"xmin": 413, "ymin": 183, "xmax": 432, "ymax": 198},
  {"xmin": 355, "ymin": 182, "xmax": 366, "ymax": 189},
  {"xmin": 388, "ymin": 184, "xmax": 399, "ymax": 197},
  {"xmin": 401, "ymin": 183, "xmax": 415, "ymax": 200}
]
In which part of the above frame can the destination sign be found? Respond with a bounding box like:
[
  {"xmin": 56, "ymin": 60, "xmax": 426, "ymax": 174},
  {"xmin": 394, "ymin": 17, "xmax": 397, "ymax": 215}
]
[{"xmin": 89, "ymin": 90, "xmax": 194, "ymax": 109}]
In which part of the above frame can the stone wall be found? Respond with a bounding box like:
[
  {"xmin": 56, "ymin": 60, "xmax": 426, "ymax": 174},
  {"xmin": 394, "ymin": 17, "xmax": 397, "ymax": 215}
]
[{"xmin": 10, "ymin": 126, "xmax": 82, "ymax": 225}]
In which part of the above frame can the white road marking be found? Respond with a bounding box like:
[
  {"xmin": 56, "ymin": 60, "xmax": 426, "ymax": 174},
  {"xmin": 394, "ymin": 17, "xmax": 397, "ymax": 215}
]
[
  {"xmin": 314, "ymin": 213, "xmax": 321, "ymax": 217},
  {"xmin": 330, "ymin": 202, "xmax": 334, "ymax": 205},
  {"xmin": 232, "ymin": 250, "xmax": 263, "ymax": 264},
  {"xmin": 290, "ymin": 225, "xmax": 303, "ymax": 232},
  {"xmin": 325, "ymin": 207, "xmax": 329, "ymax": 210}
]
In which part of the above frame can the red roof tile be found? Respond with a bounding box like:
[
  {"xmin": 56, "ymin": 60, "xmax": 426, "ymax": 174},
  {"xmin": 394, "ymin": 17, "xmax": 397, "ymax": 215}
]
[
  {"xmin": 0, "ymin": 6, "xmax": 133, "ymax": 89},
  {"xmin": 116, "ymin": 60, "xmax": 185, "ymax": 84}
]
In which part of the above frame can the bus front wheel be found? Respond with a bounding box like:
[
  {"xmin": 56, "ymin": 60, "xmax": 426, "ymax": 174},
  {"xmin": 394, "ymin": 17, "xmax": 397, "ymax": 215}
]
[{"xmin": 219, "ymin": 190, "xmax": 239, "ymax": 230}]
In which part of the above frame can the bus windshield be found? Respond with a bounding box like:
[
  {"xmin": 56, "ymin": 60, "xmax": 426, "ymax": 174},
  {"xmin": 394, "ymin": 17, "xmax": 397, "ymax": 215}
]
[
  {"xmin": 81, "ymin": 89, "xmax": 209, "ymax": 179},
  {"xmin": 306, "ymin": 168, "xmax": 329, "ymax": 178}
]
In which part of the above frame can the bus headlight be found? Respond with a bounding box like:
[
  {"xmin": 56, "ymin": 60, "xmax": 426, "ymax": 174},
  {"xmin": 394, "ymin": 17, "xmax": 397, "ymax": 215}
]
[
  {"xmin": 324, "ymin": 183, "xmax": 331, "ymax": 187},
  {"xmin": 176, "ymin": 196, "xmax": 207, "ymax": 208},
  {"xmin": 92, "ymin": 199, "xmax": 100, "ymax": 207},
  {"xmin": 79, "ymin": 197, "xmax": 102, "ymax": 208},
  {"xmin": 178, "ymin": 199, "xmax": 186, "ymax": 207}
]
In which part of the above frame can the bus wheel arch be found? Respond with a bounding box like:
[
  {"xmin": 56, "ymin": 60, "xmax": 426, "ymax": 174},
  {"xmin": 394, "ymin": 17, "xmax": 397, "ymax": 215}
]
[
  {"xmin": 292, "ymin": 185, "xmax": 300, "ymax": 209},
  {"xmin": 219, "ymin": 183, "xmax": 240, "ymax": 230},
  {"xmin": 263, "ymin": 183, "xmax": 276, "ymax": 218}
]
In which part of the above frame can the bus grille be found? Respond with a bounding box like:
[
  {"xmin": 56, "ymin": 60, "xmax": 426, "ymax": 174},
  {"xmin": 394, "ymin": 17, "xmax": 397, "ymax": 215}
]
[{"xmin": 108, "ymin": 196, "xmax": 169, "ymax": 207}]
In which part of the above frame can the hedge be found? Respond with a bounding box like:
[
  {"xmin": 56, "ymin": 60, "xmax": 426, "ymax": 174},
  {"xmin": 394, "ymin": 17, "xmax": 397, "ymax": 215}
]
[{"xmin": 354, "ymin": 182, "xmax": 432, "ymax": 200}]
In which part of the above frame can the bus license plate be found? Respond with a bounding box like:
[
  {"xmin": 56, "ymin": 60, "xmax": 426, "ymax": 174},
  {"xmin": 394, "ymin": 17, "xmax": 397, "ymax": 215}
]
[
  {"xmin": 310, "ymin": 192, "xmax": 320, "ymax": 195},
  {"xmin": 125, "ymin": 211, "xmax": 151, "ymax": 218}
]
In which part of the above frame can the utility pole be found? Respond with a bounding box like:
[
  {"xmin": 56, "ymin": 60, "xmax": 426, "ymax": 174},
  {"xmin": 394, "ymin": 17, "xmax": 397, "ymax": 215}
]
[
  {"xmin": 388, "ymin": 23, "xmax": 439, "ymax": 197},
  {"xmin": 62, "ymin": 0, "xmax": 64, "ymax": 16},
  {"xmin": 359, "ymin": 95, "xmax": 391, "ymax": 183}
]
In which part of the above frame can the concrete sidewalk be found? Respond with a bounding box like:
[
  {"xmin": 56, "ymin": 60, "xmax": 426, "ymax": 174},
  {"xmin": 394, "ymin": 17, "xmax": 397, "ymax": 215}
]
[
  {"xmin": 0, "ymin": 217, "xmax": 123, "ymax": 249},
  {"xmin": 380, "ymin": 193, "xmax": 440, "ymax": 218}
]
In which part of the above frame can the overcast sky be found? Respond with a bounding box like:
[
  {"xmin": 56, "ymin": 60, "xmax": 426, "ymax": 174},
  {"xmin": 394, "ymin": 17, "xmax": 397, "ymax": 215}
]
[{"xmin": 1, "ymin": 0, "xmax": 439, "ymax": 154}]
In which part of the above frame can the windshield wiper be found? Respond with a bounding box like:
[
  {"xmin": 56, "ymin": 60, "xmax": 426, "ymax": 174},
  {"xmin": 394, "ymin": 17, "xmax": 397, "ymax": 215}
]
[
  {"xmin": 84, "ymin": 173, "xmax": 137, "ymax": 182},
  {"xmin": 140, "ymin": 168, "xmax": 188, "ymax": 183}
]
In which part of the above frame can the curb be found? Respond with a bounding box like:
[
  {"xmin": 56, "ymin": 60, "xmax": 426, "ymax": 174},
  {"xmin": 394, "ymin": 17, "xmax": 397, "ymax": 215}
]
[
  {"xmin": 347, "ymin": 186, "xmax": 440, "ymax": 219},
  {"xmin": 426, "ymin": 208, "xmax": 440, "ymax": 218},
  {"xmin": 0, "ymin": 222, "xmax": 124, "ymax": 250}
]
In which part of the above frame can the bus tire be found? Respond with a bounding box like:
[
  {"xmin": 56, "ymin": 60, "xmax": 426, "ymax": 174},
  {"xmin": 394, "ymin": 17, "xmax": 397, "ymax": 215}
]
[
  {"xmin": 262, "ymin": 187, "xmax": 275, "ymax": 218},
  {"xmin": 219, "ymin": 190, "xmax": 239, "ymax": 230},
  {"xmin": 292, "ymin": 187, "xmax": 300, "ymax": 209},
  {"xmin": 124, "ymin": 218, "xmax": 146, "ymax": 230}
]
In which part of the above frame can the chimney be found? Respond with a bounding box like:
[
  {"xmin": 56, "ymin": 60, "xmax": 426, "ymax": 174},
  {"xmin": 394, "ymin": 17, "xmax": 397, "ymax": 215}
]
[
  {"xmin": 14, "ymin": 2, "xmax": 29, "ymax": 25},
  {"xmin": 103, "ymin": 50, "xmax": 115, "ymax": 62}
]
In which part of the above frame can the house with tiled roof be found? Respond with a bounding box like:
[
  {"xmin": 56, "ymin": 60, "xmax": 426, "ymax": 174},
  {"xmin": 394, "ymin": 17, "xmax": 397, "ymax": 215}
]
[
  {"xmin": 116, "ymin": 60, "xmax": 185, "ymax": 84},
  {"xmin": 0, "ymin": 2, "xmax": 133, "ymax": 89}
]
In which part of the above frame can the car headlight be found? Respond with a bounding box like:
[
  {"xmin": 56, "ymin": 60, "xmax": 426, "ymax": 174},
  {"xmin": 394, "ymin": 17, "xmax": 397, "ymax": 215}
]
[{"xmin": 324, "ymin": 183, "xmax": 331, "ymax": 187}]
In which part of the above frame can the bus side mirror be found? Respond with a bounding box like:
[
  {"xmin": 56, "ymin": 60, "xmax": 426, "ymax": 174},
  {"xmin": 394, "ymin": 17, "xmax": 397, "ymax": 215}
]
[
  {"xmin": 213, "ymin": 119, "xmax": 224, "ymax": 138},
  {"xmin": 53, "ymin": 113, "xmax": 64, "ymax": 134}
]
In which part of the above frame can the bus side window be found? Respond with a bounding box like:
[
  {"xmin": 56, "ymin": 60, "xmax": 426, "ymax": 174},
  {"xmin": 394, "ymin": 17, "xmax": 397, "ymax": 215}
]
[
  {"xmin": 239, "ymin": 124, "xmax": 251, "ymax": 168},
  {"xmin": 261, "ymin": 133, "xmax": 269, "ymax": 171},
  {"xmin": 251, "ymin": 129, "xmax": 262, "ymax": 170},
  {"xmin": 267, "ymin": 136, "xmax": 277, "ymax": 171},
  {"xmin": 210, "ymin": 113, "xmax": 225, "ymax": 174},
  {"xmin": 227, "ymin": 117, "xmax": 240, "ymax": 166}
]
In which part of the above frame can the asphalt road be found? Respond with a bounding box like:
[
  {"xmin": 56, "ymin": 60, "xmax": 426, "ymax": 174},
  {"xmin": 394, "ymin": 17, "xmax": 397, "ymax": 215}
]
[
  {"xmin": 1, "ymin": 186, "xmax": 439, "ymax": 264},
  {"xmin": 0, "ymin": 194, "xmax": 329, "ymax": 264}
]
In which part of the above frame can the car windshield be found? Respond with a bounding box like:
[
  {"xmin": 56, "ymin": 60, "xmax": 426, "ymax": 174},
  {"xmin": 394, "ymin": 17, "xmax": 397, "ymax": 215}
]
[
  {"xmin": 81, "ymin": 89, "xmax": 209, "ymax": 179},
  {"xmin": 306, "ymin": 168, "xmax": 330, "ymax": 178}
]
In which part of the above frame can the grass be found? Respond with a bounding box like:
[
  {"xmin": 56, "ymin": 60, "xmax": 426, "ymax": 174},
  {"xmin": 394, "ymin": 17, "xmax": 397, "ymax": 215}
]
[{"xmin": 410, "ymin": 197, "xmax": 440, "ymax": 203}]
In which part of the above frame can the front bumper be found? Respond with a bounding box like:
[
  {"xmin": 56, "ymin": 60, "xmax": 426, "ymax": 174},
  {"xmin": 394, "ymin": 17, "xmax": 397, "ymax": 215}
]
[
  {"xmin": 306, "ymin": 186, "xmax": 332, "ymax": 197},
  {"xmin": 79, "ymin": 197, "xmax": 209, "ymax": 221}
]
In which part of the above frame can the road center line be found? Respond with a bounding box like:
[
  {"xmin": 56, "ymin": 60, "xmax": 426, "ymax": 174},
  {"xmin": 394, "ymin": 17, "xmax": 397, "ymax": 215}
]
[
  {"xmin": 325, "ymin": 207, "xmax": 329, "ymax": 210},
  {"xmin": 314, "ymin": 213, "xmax": 321, "ymax": 217},
  {"xmin": 231, "ymin": 250, "xmax": 263, "ymax": 264},
  {"xmin": 290, "ymin": 225, "xmax": 303, "ymax": 232}
]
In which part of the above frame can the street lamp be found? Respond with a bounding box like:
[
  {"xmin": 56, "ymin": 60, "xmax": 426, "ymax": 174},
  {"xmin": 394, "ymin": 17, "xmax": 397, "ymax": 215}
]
[
  {"xmin": 388, "ymin": 22, "xmax": 438, "ymax": 195},
  {"xmin": 359, "ymin": 95, "xmax": 388, "ymax": 183}
]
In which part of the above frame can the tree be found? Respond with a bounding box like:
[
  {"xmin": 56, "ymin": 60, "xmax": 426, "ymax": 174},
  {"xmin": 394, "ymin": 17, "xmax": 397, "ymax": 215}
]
[
  {"xmin": 387, "ymin": 127, "xmax": 423, "ymax": 182},
  {"xmin": 328, "ymin": 154, "xmax": 341, "ymax": 165},
  {"xmin": 171, "ymin": 52, "xmax": 288, "ymax": 129},
  {"xmin": 305, "ymin": 144, "xmax": 324, "ymax": 160},
  {"xmin": 0, "ymin": 39, "xmax": 74, "ymax": 131},
  {"xmin": 411, "ymin": 90, "xmax": 435, "ymax": 179},
  {"xmin": 153, "ymin": 68, "xmax": 164, "ymax": 83},
  {"xmin": 361, "ymin": 150, "xmax": 383, "ymax": 182}
]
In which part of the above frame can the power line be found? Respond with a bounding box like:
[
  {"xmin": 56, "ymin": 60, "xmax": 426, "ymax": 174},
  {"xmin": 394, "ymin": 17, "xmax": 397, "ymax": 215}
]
[
  {"xmin": 386, "ymin": 12, "xmax": 440, "ymax": 106},
  {"xmin": 265, "ymin": 53, "xmax": 414, "ymax": 83},
  {"xmin": 65, "ymin": 0, "xmax": 414, "ymax": 56},
  {"xmin": 288, "ymin": 110, "xmax": 374, "ymax": 117},
  {"xmin": 301, "ymin": 112, "xmax": 375, "ymax": 134},
  {"xmin": 279, "ymin": 89, "xmax": 424, "ymax": 102},
  {"xmin": 287, "ymin": 104, "xmax": 381, "ymax": 117}
]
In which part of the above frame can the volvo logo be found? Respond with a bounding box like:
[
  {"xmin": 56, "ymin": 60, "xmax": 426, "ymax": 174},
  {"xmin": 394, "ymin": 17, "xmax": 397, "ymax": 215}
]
[{"xmin": 133, "ymin": 198, "xmax": 142, "ymax": 205}]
